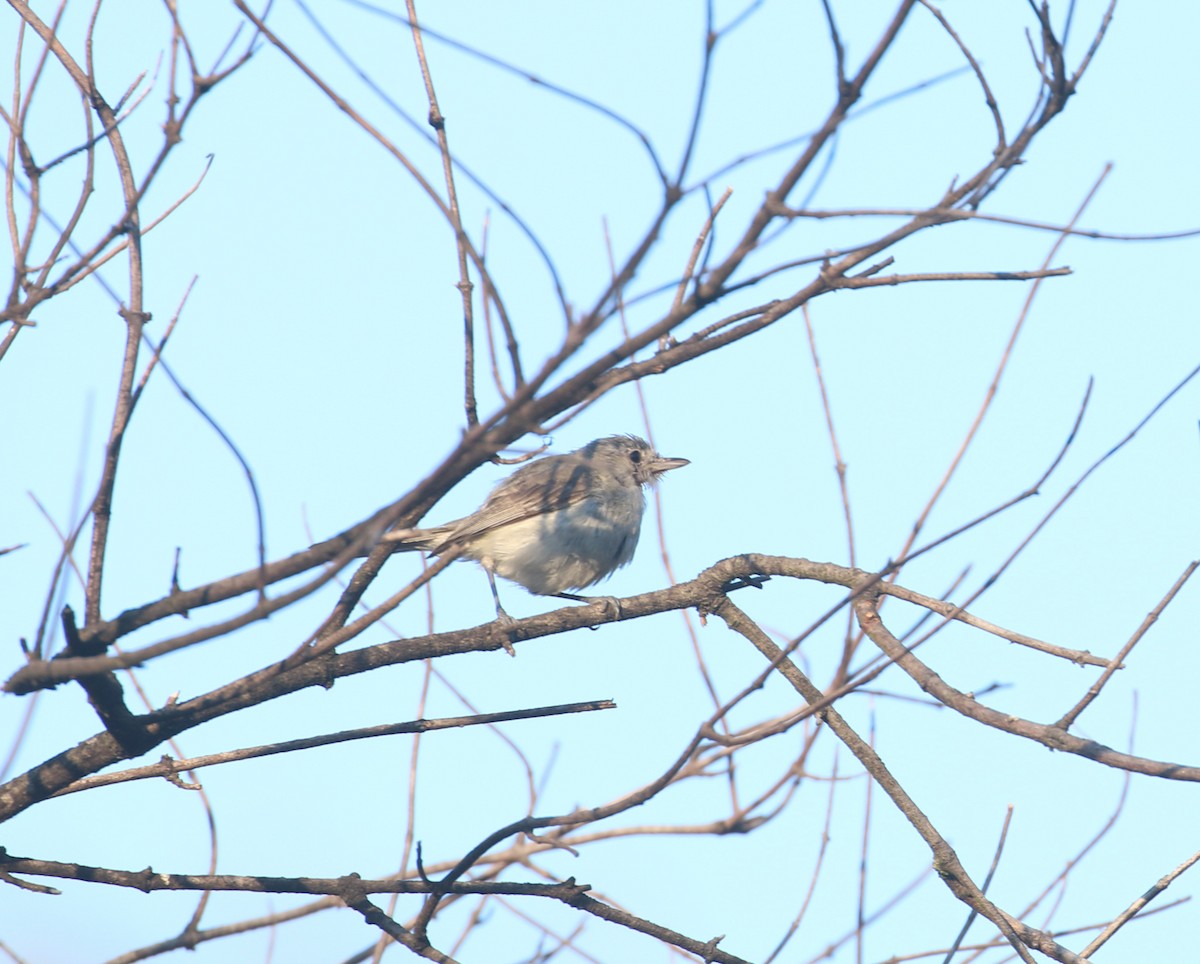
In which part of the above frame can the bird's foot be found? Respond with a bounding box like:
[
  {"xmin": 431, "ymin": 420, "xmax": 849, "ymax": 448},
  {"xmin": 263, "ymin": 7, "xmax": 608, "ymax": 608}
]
[
  {"xmin": 555, "ymin": 592, "xmax": 621, "ymax": 625},
  {"xmin": 493, "ymin": 607, "xmax": 519, "ymax": 657},
  {"xmin": 592, "ymin": 595, "xmax": 622, "ymax": 620}
]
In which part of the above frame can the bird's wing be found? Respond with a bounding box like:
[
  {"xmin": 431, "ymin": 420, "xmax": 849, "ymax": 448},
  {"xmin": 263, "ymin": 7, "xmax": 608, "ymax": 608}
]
[{"xmin": 439, "ymin": 457, "xmax": 596, "ymax": 546}]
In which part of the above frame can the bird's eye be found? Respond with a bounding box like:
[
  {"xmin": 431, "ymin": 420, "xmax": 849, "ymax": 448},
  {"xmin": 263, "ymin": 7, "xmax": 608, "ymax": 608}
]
[{"xmin": 629, "ymin": 449, "xmax": 642, "ymax": 463}]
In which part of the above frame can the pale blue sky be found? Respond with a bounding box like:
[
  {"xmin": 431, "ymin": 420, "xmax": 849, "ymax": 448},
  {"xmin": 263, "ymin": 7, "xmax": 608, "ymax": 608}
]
[{"xmin": 3, "ymin": 2, "xmax": 1199, "ymax": 961}]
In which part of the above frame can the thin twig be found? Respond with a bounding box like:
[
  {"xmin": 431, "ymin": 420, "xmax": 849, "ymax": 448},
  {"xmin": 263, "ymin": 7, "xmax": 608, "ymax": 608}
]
[
  {"xmin": 944, "ymin": 807, "xmax": 1015, "ymax": 962},
  {"xmin": 1078, "ymin": 849, "xmax": 1200, "ymax": 958},
  {"xmin": 52, "ymin": 702, "xmax": 614, "ymax": 797},
  {"xmin": 1056, "ymin": 561, "xmax": 1200, "ymax": 729},
  {"xmin": 402, "ymin": 0, "xmax": 480, "ymax": 427}
]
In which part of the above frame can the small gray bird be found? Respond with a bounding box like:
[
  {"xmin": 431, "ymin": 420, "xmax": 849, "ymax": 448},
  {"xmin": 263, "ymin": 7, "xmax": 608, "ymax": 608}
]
[{"xmin": 383, "ymin": 435, "xmax": 689, "ymax": 618}]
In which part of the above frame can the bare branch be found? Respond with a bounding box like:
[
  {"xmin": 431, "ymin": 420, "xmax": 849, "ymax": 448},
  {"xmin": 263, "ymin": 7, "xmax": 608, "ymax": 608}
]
[{"xmin": 52, "ymin": 701, "xmax": 616, "ymax": 797}]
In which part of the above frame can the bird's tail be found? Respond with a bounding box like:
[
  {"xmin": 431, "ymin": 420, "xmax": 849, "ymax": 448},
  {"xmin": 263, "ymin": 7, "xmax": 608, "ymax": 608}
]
[{"xmin": 379, "ymin": 526, "xmax": 446, "ymax": 553}]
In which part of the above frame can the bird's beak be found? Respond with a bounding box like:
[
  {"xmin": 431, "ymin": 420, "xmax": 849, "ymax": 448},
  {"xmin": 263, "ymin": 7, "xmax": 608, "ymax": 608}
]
[{"xmin": 651, "ymin": 455, "xmax": 690, "ymax": 477}]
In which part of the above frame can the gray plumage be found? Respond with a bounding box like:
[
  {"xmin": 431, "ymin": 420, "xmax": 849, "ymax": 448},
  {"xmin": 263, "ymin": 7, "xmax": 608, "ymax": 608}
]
[{"xmin": 385, "ymin": 435, "xmax": 688, "ymax": 608}]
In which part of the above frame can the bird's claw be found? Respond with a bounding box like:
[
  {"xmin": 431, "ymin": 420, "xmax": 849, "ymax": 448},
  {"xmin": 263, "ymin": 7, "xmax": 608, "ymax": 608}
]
[
  {"xmin": 592, "ymin": 595, "xmax": 621, "ymax": 622},
  {"xmin": 493, "ymin": 608, "xmax": 519, "ymax": 656}
]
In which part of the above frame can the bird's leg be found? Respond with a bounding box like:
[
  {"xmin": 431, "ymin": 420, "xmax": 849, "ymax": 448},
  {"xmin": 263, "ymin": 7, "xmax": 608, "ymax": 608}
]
[{"xmin": 487, "ymin": 571, "xmax": 518, "ymax": 656}]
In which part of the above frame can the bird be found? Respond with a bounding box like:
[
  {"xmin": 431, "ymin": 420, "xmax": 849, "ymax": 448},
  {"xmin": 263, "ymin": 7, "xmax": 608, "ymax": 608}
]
[{"xmin": 382, "ymin": 435, "xmax": 689, "ymax": 620}]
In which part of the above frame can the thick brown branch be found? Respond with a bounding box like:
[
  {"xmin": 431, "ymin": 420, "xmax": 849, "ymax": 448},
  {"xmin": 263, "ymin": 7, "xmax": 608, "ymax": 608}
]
[{"xmin": 5, "ymin": 554, "xmax": 1196, "ymax": 825}]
